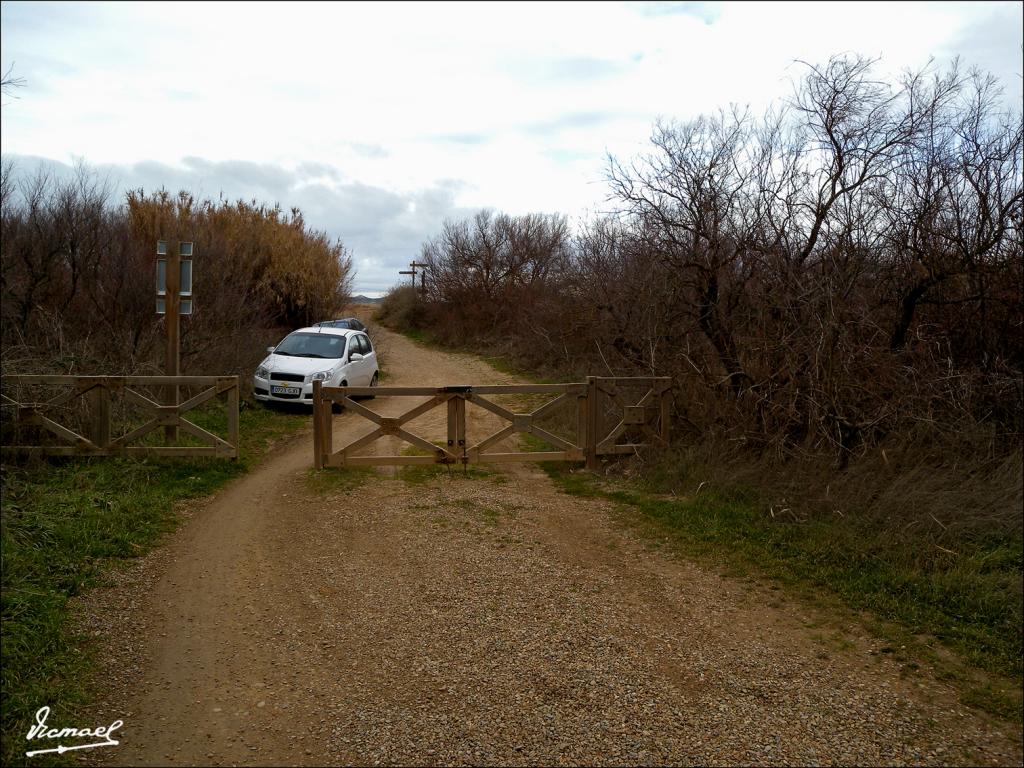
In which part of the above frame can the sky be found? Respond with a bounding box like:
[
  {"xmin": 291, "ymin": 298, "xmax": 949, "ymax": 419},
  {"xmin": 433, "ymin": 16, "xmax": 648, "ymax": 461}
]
[{"xmin": 2, "ymin": 1, "xmax": 1021, "ymax": 296}]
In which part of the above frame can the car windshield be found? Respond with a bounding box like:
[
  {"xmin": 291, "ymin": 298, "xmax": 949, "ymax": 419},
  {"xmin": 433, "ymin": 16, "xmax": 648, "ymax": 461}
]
[{"xmin": 273, "ymin": 332, "xmax": 347, "ymax": 359}]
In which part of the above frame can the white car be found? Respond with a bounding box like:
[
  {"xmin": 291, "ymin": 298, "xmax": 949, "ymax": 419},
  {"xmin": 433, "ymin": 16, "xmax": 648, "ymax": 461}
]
[{"xmin": 253, "ymin": 326, "xmax": 378, "ymax": 405}]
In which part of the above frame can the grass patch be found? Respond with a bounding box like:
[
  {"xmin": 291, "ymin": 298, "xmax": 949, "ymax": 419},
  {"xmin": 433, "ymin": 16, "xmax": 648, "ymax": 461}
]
[
  {"xmin": 519, "ymin": 431, "xmax": 577, "ymax": 454},
  {"xmin": 416, "ymin": 497, "xmax": 518, "ymax": 529},
  {"xmin": 537, "ymin": 460, "xmax": 1023, "ymax": 723},
  {"xmin": 0, "ymin": 398, "xmax": 308, "ymax": 767},
  {"xmin": 479, "ymin": 355, "xmax": 561, "ymax": 385},
  {"xmin": 304, "ymin": 466, "xmax": 376, "ymax": 494},
  {"xmin": 395, "ymin": 442, "xmax": 505, "ymax": 486},
  {"xmin": 451, "ymin": 498, "xmax": 505, "ymax": 526},
  {"xmin": 377, "ymin": 320, "xmax": 441, "ymax": 352},
  {"xmin": 399, "ymin": 462, "xmax": 501, "ymax": 486},
  {"xmin": 961, "ymin": 682, "xmax": 1021, "ymax": 721}
]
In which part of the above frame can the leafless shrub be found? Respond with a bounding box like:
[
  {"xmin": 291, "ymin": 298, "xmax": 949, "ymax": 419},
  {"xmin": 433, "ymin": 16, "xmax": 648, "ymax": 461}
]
[
  {"xmin": 396, "ymin": 54, "xmax": 1021, "ymax": 528},
  {"xmin": 1, "ymin": 162, "xmax": 354, "ymax": 386}
]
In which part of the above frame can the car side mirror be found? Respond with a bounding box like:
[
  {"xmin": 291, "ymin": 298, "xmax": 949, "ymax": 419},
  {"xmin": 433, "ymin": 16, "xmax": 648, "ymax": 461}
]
[
  {"xmin": 267, "ymin": 346, "xmax": 276, "ymax": 353},
  {"xmin": 349, "ymin": 352, "xmax": 364, "ymax": 362}
]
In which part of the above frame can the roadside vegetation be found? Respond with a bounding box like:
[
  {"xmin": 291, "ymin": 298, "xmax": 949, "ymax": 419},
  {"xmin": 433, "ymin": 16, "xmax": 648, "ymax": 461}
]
[
  {"xmin": 1, "ymin": 164, "xmax": 354, "ymax": 388},
  {"xmin": 0, "ymin": 168, "xmax": 357, "ymax": 764},
  {"xmin": 387, "ymin": 314, "xmax": 1022, "ymax": 720},
  {"xmin": 539, "ymin": 457, "xmax": 1022, "ymax": 721},
  {"xmin": 378, "ymin": 53, "xmax": 1023, "ymax": 722},
  {"xmin": 0, "ymin": 401, "xmax": 308, "ymax": 767}
]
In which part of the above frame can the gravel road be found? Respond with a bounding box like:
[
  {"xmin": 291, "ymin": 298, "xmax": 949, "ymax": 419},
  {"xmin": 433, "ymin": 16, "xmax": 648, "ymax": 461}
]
[{"xmin": 74, "ymin": 322, "xmax": 1022, "ymax": 766}]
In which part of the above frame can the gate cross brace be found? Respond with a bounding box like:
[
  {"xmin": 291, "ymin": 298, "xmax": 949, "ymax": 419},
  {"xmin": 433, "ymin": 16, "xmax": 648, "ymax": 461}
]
[
  {"xmin": 335, "ymin": 393, "xmax": 460, "ymax": 462},
  {"xmin": 467, "ymin": 392, "xmax": 579, "ymax": 455},
  {"xmin": 596, "ymin": 386, "xmax": 667, "ymax": 453}
]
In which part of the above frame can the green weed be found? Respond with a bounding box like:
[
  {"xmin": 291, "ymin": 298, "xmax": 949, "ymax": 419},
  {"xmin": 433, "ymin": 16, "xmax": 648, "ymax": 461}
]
[
  {"xmin": 538, "ymin": 461, "xmax": 1023, "ymax": 723},
  {"xmin": 0, "ymin": 399, "xmax": 308, "ymax": 767},
  {"xmin": 399, "ymin": 463, "xmax": 499, "ymax": 486},
  {"xmin": 304, "ymin": 466, "xmax": 375, "ymax": 494}
]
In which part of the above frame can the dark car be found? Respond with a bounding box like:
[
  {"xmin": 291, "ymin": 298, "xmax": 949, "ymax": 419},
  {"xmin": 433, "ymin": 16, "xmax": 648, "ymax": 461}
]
[{"xmin": 314, "ymin": 317, "xmax": 366, "ymax": 332}]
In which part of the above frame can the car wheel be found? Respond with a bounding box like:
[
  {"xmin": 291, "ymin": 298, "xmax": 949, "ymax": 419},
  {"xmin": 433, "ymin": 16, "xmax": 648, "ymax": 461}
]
[{"xmin": 368, "ymin": 371, "xmax": 379, "ymax": 399}]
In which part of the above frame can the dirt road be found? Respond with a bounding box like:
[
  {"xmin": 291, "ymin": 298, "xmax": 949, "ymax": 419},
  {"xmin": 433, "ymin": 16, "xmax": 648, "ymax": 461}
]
[{"xmin": 76, "ymin": 324, "xmax": 1021, "ymax": 766}]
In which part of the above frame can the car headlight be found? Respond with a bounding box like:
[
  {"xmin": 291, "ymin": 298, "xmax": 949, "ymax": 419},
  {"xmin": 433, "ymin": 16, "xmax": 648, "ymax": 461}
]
[
  {"xmin": 311, "ymin": 370, "xmax": 333, "ymax": 382},
  {"xmin": 255, "ymin": 366, "xmax": 270, "ymax": 379}
]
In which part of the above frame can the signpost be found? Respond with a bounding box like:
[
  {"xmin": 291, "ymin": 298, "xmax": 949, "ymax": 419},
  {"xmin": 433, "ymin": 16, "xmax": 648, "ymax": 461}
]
[
  {"xmin": 156, "ymin": 240, "xmax": 194, "ymax": 442},
  {"xmin": 399, "ymin": 260, "xmax": 429, "ymax": 293}
]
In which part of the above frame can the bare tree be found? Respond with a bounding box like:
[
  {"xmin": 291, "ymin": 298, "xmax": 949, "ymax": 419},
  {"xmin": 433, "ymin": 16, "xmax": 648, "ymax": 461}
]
[{"xmin": 1, "ymin": 62, "xmax": 26, "ymax": 104}]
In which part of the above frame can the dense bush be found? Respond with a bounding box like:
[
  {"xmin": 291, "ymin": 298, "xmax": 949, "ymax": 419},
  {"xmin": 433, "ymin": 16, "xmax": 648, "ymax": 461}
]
[
  {"xmin": 0, "ymin": 162, "xmax": 353, "ymax": 381},
  {"xmin": 383, "ymin": 54, "xmax": 1023, "ymax": 535},
  {"xmin": 376, "ymin": 284, "xmax": 430, "ymax": 334}
]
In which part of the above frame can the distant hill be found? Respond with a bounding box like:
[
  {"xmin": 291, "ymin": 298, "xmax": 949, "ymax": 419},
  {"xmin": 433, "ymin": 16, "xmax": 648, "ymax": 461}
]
[{"xmin": 351, "ymin": 295, "xmax": 383, "ymax": 305}]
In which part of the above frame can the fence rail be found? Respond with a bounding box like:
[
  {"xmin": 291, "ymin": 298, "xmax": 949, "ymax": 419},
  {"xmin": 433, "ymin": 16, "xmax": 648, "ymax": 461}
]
[
  {"xmin": 313, "ymin": 376, "xmax": 670, "ymax": 469},
  {"xmin": 1, "ymin": 375, "xmax": 239, "ymax": 458}
]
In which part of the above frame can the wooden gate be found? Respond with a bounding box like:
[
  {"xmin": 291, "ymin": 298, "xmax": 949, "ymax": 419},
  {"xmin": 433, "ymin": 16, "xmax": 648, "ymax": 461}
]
[
  {"xmin": 313, "ymin": 377, "xmax": 670, "ymax": 469},
  {"xmin": 1, "ymin": 375, "xmax": 240, "ymax": 458}
]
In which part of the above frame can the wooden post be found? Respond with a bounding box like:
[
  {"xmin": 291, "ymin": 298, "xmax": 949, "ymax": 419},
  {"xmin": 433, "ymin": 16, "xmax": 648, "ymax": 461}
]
[
  {"xmin": 90, "ymin": 384, "xmax": 110, "ymax": 448},
  {"xmin": 446, "ymin": 395, "xmax": 458, "ymax": 464},
  {"xmin": 227, "ymin": 378, "xmax": 239, "ymax": 460},
  {"xmin": 456, "ymin": 395, "xmax": 466, "ymax": 465},
  {"xmin": 321, "ymin": 389, "xmax": 334, "ymax": 465},
  {"xmin": 585, "ymin": 376, "xmax": 599, "ymax": 470},
  {"xmin": 164, "ymin": 240, "xmax": 181, "ymax": 443},
  {"xmin": 312, "ymin": 380, "xmax": 323, "ymax": 469},
  {"xmin": 576, "ymin": 388, "xmax": 588, "ymax": 462}
]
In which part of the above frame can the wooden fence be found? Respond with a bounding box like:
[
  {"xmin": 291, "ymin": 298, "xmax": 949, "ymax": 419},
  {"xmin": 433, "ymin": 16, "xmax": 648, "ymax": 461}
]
[
  {"xmin": 1, "ymin": 375, "xmax": 239, "ymax": 458},
  {"xmin": 313, "ymin": 376, "xmax": 671, "ymax": 470}
]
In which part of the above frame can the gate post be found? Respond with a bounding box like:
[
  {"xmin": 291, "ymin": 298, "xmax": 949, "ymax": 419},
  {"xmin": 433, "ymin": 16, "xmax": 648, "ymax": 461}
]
[
  {"xmin": 444, "ymin": 387, "xmax": 469, "ymax": 465},
  {"xmin": 446, "ymin": 394, "xmax": 458, "ymax": 464},
  {"xmin": 576, "ymin": 385, "xmax": 588, "ymax": 464},
  {"xmin": 90, "ymin": 383, "xmax": 111, "ymax": 449},
  {"xmin": 227, "ymin": 377, "xmax": 239, "ymax": 460},
  {"xmin": 585, "ymin": 376, "xmax": 599, "ymax": 470},
  {"xmin": 456, "ymin": 395, "xmax": 466, "ymax": 465},
  {"xmin": 313, "ymin": 381, "xmax": 324, "ymax": 469}
]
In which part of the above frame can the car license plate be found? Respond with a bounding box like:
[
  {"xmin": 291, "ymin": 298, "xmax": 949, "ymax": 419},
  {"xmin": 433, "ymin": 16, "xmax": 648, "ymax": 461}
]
[{"xmin": 271, "ymin": 385, "xmax": 301, "ymax": 395}]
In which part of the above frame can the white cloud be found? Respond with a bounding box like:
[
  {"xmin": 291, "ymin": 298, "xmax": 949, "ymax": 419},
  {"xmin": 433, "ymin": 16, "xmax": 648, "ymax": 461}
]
[{"xmin": 2, "ymin": 0, "xmax": 1020, "ymax": 293}]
